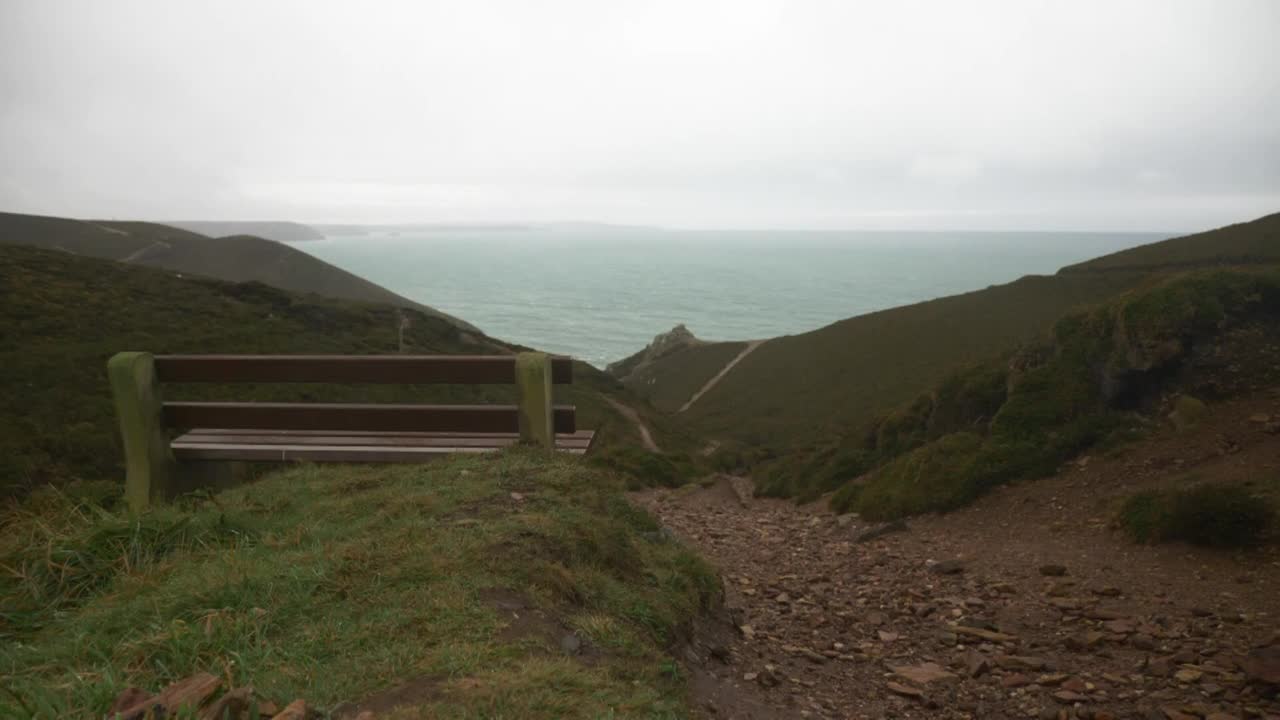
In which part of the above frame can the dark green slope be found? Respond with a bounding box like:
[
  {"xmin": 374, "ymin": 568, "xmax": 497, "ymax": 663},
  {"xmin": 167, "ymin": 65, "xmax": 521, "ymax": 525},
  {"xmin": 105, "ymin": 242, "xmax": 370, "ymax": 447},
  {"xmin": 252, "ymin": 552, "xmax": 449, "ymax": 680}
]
[
  {"xmin": 1061, "ymin": 211, "xmax": 1280, "ymax": 273},
  {"xmin": 0, "ymin": 211, "xmax": 475, "ymax": 330},
  {"xmin": 658, "ymin": 213, "xmax": 1279, "ymax": 454},
  {"xmin": 680, "ymin": 271, "xmax": 1147, "ymax": 446},
  {"xmin": 0, "ymin": 244, "xmax": 680, "ymax": 499}
]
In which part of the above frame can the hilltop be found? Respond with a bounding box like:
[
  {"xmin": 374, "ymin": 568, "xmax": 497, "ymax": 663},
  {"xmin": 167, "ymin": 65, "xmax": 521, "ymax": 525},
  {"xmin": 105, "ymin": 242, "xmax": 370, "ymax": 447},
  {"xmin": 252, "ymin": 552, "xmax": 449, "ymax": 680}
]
[
  {"xmin": 1062, "ymin": 211, "xmax": 1280, "ymax": 273},
  {"xmin": 0, "ymin": 211, "xmax": 474, "ymax": 330},
  {"xmin": 164, "ymin": 220, "xmax": 325, "ymax": 243}
]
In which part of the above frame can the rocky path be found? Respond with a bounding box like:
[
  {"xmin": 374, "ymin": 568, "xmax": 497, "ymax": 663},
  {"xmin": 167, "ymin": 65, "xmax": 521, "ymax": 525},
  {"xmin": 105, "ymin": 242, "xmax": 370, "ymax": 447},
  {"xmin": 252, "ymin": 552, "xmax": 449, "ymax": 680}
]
[
  {"xmin": 635, "ymin": 398, "xmax": 1280, "ymax": 719},
  {"xmin": 678, "ymin": 340, "xmax": 763, "ymax": 413}
]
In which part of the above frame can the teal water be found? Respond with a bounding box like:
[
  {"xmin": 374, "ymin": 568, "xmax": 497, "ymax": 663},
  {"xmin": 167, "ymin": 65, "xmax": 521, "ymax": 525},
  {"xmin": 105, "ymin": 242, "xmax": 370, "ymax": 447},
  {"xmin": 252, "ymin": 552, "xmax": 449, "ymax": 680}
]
[{"xmin": 298, "ymin": 230, "xmax": 1168, "ymax": 367}]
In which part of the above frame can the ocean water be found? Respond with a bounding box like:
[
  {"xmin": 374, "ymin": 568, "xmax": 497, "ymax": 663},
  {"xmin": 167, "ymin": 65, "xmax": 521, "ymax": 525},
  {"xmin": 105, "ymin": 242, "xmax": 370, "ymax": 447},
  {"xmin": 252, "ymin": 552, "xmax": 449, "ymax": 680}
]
[{"xmin": 298, "ymin": 229, "xmax": 1168, "ymax": 367}]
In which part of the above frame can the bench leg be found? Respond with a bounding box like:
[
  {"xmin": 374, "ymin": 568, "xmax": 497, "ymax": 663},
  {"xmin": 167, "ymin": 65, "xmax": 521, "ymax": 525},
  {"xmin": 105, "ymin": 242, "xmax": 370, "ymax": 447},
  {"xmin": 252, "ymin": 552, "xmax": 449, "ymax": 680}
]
[
  {"xmin": 515, "ymin": 352, "xmax": 553, "ymax": 452},
  {"xmin": 108, "ymin": 352, "xmax": 174, "ymax": 513}
]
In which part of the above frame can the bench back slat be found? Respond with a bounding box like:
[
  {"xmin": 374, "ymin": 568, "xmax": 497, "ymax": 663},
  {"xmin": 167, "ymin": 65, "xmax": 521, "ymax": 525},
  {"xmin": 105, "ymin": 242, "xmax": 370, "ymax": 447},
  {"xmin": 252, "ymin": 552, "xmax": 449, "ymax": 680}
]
[
  {"xmin": 154, "ymin": 354, "xmax": 573, "ymax": 385},
  {"xmin": 163, "ymin": 401, "xmax": 577, "ymax": 434}
]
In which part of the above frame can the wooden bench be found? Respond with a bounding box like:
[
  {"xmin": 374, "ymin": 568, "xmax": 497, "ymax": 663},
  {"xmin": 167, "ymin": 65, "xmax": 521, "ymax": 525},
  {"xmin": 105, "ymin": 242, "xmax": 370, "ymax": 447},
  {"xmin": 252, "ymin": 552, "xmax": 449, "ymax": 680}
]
[{"xmin": 108, "ymin": 352, "xmax": 594, "ymax": 512}]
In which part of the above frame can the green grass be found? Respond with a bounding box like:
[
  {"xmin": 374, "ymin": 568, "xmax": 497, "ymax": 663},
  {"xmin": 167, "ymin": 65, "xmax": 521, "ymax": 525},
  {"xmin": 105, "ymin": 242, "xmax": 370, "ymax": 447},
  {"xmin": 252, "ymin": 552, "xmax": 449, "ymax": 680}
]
[
  {"xmin": 0, "ymin": 243, "xmax": 686, "ymax": 501},
  {"xmin": 589, "ymin": 447, "xmax": 696, "ymax": 490},
  {"xmin": 1118, "ymin": 483, "xmax": 1277, "ymax": 547},
  {"xmin": 677, "ymin": 271, "xmax": 1149, "ymax": 450},
  {"xmin": 825, "ymin": 266, "xmax": 1280, "ymax": 519},
  {"xmin": 0, "ymin": 450, "xmax": 719, "ymax": 718}
]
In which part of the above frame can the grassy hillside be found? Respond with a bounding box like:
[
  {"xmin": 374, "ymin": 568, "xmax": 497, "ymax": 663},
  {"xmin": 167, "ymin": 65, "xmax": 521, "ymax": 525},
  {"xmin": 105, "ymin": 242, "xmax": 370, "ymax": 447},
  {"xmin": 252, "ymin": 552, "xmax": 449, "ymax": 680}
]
[
  {"xmin": 1062, "ymin": 211, "xmax": 1280, "ymax": 273},
  {"xmin": 620, "ymin": 341, "xmax": 750, "ymax": 413},
  {"xmin": 0, "ymin": 244, "xmax": 688, "ymax": 500},
  {"xmin": 1, "ymin": 451, "xmax": 720, "ymax": 718},
  {"xmin": 681, "ymin": 271, "xmax": 1147, "ymax": 447},
  {"xmin": 653, "ymin": 214, "xmax": 1278, "ymax": 459},
  {"xmin": 0, "ymin": 211, "xmax": 473, "ymax": 330},
  {"xmin": 165, "ymin": 220, "xmax": 324, "ymax": 243},
  {"xmin": 801, "ymin": 266, "xmax": 1280, "ymax": 517}
]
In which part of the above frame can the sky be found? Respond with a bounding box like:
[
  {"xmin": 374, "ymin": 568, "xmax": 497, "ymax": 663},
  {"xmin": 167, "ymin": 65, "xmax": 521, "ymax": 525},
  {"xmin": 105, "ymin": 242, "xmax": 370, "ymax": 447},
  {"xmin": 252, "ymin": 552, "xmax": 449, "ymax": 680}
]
[{"xmin": 1, "ymin": 0, "xmax": 1277, "ymax": 231}]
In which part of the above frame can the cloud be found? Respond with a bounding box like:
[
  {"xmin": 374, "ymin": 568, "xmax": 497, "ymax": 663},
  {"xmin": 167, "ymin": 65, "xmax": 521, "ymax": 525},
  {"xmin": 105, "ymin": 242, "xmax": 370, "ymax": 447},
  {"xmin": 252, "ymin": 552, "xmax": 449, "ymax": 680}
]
[{"xmin": 1, "ymin": 0, "xmax": 1277, "ymax": 229}]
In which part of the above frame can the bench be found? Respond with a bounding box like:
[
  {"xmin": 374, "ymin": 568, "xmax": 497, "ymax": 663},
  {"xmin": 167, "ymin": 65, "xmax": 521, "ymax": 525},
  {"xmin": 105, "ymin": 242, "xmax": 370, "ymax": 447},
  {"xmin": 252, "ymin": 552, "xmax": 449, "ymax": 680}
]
[{"xmin": 108, "ymin": 352, "xmax": 595, "ymax": 512}]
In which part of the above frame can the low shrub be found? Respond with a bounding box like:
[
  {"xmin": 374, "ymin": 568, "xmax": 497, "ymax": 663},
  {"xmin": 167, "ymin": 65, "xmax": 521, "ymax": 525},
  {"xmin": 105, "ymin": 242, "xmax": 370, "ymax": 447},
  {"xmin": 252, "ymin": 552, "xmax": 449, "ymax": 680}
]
[{"xmin": 1118, "ymin": 483, "xmax": 1275, "ymax": 548}]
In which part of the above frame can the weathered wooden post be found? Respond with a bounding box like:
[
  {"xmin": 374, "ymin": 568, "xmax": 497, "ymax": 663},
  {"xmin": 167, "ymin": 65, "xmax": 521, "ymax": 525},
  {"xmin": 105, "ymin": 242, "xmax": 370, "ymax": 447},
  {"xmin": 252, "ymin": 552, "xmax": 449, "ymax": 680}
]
[
  {"xmin": 515, "ymin": 352, "xmax": 553, "ymax": 451},
  {"xmin": 107, "ymin": 352, "xmax": 174, "ymax": 512}
]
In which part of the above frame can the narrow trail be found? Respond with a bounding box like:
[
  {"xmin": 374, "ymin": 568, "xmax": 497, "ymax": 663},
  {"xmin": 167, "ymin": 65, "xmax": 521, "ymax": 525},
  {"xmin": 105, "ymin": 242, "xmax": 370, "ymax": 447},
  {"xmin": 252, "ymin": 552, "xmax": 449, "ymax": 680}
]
[
  {"xmin": 120, "ymin": 240, "xmax": 171, "ymax": 264},
  {"xmin": 678, "ymin": 340, "xmax": 763, "ymax": 414},
  {"xmin": 603, "ymin": 396, "xmax": 661, "ymax": 453},
  {"xmin": 635, "ymin": 393, "xmax": 1280, "ymax": 719}
]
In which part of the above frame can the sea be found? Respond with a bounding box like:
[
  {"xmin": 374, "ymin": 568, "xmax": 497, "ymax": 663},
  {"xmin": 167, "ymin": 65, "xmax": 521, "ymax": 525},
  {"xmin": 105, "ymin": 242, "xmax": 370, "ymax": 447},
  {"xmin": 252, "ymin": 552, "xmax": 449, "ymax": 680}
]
[{"xmin": 297, "ymin": 229, "xmax": 1169, "ymax": 368}]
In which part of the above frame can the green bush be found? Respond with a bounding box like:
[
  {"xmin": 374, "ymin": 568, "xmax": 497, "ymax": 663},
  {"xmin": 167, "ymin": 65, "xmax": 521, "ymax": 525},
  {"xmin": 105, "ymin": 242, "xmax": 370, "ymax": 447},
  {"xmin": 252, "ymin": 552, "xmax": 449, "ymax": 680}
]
[
  {"xmin": 589, "ymin": 447, "xmax": 691, "ymax": 490},
  {"xmin": 1118, "ymin": 483, "xmax": 1275, "ymax": 548},
  {"xmin": 1168, "ymin": 395, "xmax": 1207, "ymax": 430}
]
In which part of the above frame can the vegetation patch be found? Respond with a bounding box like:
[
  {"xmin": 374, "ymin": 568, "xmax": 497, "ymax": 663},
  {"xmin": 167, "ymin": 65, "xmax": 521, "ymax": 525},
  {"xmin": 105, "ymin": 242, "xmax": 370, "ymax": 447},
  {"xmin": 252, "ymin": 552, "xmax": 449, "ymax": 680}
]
[
  {"xmin": 827, "ymin": 267, "xmax": 1280, "ymax": 519},
  {"xmin": 589, "ymin": 447, "xmax": 696, "ymax": 490},
  {"xmin": 0, "ymin": 450, "xmax": 719, "ymax": 718},
  {"xmin": 0, "ymin": 243, "xmax": 680, "ymax": 500},
  {"xmin": 1117, "ymin": 483, "xmax": 1276, "ymax": 548}
]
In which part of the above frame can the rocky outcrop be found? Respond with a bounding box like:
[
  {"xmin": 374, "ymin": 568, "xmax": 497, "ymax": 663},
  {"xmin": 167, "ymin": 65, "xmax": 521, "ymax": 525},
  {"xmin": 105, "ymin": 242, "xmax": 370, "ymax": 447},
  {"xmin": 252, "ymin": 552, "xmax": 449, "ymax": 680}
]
[{"xmin": 607, "ymin": 324, "xmax": 702, "ymax": 378}]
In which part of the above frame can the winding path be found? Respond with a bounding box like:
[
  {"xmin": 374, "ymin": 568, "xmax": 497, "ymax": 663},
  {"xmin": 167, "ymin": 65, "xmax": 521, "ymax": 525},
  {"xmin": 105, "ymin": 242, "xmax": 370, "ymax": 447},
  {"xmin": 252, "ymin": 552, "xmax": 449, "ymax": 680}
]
[
  {"xmin": 603, "ymin": 396, "xmax": 661, "ymax": 453},
  {"xmin": 677, "ymin": 340, "xmax": 762, "ymax": 413}
]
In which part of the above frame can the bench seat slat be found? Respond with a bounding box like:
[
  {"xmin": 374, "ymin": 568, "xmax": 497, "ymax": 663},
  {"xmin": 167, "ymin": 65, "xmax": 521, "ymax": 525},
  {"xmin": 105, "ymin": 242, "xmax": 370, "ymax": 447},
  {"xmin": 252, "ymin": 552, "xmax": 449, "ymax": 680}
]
[
  {"xmin": 155, "ymin": 354, "xmax": 573, "ymax": 385},
  {"xmin": 163, "ymin": 402, "xmax": 576, "ymax": 434},
  {"xmin": 182, "ymin": 428, "xmax": 597, "ymax": 440},
  {"xmin": 176, "ymin": 432, "xmax": 594, "ymax": 448},
  {"xmin": 171, "ymin": 430, "xmax": 595, "ymax": 462}
]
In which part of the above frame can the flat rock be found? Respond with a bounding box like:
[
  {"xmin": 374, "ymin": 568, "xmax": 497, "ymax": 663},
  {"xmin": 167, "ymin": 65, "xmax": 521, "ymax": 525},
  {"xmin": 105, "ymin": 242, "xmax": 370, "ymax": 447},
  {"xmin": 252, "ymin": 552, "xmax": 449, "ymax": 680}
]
[
  {"xmin": 886, "ymin": 681, "xmax": 923, "ymax": 698},
  {"xmin": 928, "ymin": 559, "xmax": 965, "ymax": 575},
  {"xmin": 890, "ymin": 662, "xmax": 957, "ymax": 685},
  {"xmin": 854, "ymin": 519, "xmax": 908, "ymax": 543},
  {"xmin": 1241, "ymin": 645, "xmax": 1280, "ymax": 685},
  {"xmin": 953, "ymin": 625, "xmax": 1018, "ymax": 643}
]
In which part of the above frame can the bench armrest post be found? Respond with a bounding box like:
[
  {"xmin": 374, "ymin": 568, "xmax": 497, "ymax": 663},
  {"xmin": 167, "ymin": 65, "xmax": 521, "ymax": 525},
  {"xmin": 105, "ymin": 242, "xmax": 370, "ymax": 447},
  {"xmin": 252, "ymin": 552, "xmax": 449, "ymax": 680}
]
[
  {"xmin": 515, "ymin": 352, "xmax": 553, "ymax": 452},
  {"xmin": 108, "ymin": 352, "xmax": 174, "ymax": 512}
]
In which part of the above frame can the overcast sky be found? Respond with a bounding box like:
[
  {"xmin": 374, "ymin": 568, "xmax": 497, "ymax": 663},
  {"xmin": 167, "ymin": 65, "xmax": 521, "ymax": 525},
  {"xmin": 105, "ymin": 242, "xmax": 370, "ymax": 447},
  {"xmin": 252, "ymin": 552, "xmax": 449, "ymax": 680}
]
[{"xmin": 1, "ymin": 1, "xmax": 1277, "ymax": 231}]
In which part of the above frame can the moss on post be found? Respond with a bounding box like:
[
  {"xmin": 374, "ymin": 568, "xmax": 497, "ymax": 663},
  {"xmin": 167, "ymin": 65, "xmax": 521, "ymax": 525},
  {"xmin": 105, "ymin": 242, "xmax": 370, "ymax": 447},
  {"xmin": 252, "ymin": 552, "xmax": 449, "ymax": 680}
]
[
  {"xmin": 515, "ymin": 352, "xmax": 553, "ymax": 451},
  {"xmin": 107, "ymin": 352, "xmax": 174, "ymax": 512}
]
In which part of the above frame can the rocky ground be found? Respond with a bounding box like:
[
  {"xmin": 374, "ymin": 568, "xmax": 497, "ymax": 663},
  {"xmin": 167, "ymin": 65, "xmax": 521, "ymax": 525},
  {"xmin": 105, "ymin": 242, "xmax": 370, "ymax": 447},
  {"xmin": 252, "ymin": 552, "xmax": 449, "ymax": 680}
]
[{"xmin": 634, "ymin": 395, "xmax": 1280, "ymax": 720}]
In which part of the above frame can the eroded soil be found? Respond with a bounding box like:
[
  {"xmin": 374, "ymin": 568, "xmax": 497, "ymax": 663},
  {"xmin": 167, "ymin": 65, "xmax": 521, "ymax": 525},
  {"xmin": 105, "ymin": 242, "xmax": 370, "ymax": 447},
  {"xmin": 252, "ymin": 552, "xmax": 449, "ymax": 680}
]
[{"xmin": 636, "ymin": 394, "xmax": 1280, "ymax": 719}]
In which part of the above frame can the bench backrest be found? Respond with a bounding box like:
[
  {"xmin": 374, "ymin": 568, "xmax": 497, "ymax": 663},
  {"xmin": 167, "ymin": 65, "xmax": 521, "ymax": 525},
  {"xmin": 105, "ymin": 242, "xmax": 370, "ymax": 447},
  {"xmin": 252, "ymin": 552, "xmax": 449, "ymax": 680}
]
[
  {"xmin": 108, "ymin": 351, "xmax": 572, "ymax": 512},
  {"xmin": 153, "ymin": 354, "xmax": 576, "ymax": 434}
]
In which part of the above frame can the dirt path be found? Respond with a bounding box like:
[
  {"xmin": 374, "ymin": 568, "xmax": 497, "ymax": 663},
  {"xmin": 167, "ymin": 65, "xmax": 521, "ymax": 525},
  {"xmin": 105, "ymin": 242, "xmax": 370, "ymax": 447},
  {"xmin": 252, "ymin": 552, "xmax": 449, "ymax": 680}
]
[
  {"xmin": 678, "ymin": 340, "xmax": 763, "ymax": 414},
  {"xmin": 635, "ymin": 394, "xmax": 1280, "ymax": 719},
  {"xmin": 604, "ymin": 396, "xmax": 661, "ymax": 453},
  {"xmin": 120, "ymin": 240, "xmax": 171, "ymax": 263}
]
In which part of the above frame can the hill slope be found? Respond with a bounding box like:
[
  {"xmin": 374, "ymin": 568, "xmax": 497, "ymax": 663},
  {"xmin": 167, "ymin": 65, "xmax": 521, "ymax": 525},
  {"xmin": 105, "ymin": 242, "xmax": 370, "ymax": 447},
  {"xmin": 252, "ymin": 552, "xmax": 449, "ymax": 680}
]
[
  {"xmin": 636, "ymin": 214, "xmax": 1279, "ymax": 457},
  {"xmin": 0, "ymin": 211, "xmax": 474, "ymax": 330},
  {"xmin": 0, "ymin": 244, "xmax": 686, "ymax": 499},
  {"xmin": 1, "ymin": 451, "xmax": 728, "ymax": 718},
  {"xmin": 1062, "ymin": 211, "xmax": 1280, "ymax": 273}
]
